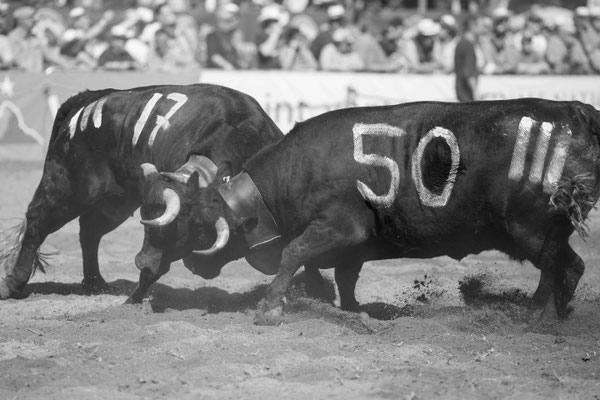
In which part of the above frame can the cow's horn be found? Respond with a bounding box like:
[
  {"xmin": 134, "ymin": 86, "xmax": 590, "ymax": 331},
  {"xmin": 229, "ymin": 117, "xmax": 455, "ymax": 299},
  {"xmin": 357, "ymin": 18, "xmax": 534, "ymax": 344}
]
[
  {"xmin": 141, "ymin": 163, "xmax": 159, "ymax": 178},
  {"xmin": 140, "ymin": 188, "xmax": 181, "ymax": 226},
  {"xmin": 193, "ymin": 217, "xmax": 230, "ymax": 255},
  {"xmin": 160, "ymin": 172, "xmax": 187, "ymax": 184}
]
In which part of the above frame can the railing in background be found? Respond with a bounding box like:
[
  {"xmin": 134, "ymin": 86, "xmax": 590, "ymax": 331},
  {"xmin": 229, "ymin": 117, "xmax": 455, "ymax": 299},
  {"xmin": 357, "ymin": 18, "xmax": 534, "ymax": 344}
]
[{"xmin": 1, "ymin": 70, "xmax": 599, "ymax": 160}]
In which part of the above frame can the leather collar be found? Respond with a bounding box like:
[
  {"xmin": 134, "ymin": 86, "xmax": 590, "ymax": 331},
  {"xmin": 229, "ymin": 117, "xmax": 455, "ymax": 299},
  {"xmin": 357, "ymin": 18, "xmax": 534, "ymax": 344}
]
[{"xmin": 217, "ymin": 171, "xmax": 281, "ymax": 250}]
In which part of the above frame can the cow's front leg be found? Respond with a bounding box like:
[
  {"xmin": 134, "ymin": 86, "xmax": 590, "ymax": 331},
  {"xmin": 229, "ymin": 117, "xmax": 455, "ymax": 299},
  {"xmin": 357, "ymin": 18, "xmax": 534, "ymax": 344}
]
[
  {"xmin": 255, "ymin": 214, "xmax": 368, "ymax": 325},
  {"xmin": 335, "ymin": 260, "xmax": 363, "ymax": 312}
]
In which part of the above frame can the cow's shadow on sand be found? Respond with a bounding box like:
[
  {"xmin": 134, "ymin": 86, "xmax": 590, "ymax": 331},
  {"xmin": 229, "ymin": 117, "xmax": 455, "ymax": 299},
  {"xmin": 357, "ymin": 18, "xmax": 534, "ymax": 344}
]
[
  {"xmin": 21, "ymin": 274, "xmax": 413, "ymax": 322},
  {"xmin": 20, "ymin": 272, "xmax": 538, "ymax": 327}
]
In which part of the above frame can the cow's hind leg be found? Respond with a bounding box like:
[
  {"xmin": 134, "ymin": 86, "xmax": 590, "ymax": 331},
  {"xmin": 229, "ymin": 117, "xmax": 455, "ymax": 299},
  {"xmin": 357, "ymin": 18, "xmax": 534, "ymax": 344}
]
[
  {"xmin": 79, "ymin": 198, "xmax": 137, "ymax": 294},
  {"xmin": 255, "ymin": 212, "xmax": 368, "ymax": 325},
  {"xmin": 1, "ymin": 174, "xmax": 80, "ymax": 298}
]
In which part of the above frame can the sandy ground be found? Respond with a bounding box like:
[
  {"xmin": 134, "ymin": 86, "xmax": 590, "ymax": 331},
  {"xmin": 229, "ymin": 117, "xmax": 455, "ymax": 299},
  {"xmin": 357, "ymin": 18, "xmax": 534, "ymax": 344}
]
[{"xmin": 0, "ymin": 160, "xmax": 599, "ymax": 400}]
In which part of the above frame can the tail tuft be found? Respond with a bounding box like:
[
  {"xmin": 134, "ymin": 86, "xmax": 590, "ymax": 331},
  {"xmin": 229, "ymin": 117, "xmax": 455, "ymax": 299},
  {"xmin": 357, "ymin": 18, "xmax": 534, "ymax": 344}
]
[
  {"xmin": 0, "ymin": 220, "xmax": 27, "ymax": 275},
  {"xmin": 0, "ymin": 220, "xmax": 52, "ymax": 277},
  {"xmin": 549, "ymin": 173, "xmax": 597, "ymax": 239}
]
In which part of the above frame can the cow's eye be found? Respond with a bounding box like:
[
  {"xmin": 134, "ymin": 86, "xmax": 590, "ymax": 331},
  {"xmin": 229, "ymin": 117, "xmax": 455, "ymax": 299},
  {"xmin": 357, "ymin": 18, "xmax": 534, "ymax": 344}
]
[{"xmin": 222, "ymin": 176, "xmax": 231, "ymax": 183}]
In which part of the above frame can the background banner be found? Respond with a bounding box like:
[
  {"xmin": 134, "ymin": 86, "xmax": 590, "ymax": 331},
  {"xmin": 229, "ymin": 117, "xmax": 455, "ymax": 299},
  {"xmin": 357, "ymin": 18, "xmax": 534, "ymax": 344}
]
[{"xmin": 1, "ymin": 71, "xmax": 599, "ymax": 160}]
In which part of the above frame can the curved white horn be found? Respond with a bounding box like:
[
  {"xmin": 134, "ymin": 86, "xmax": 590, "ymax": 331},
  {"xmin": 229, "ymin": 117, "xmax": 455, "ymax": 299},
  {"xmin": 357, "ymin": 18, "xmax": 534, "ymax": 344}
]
[
  {"xmin": 193, "ymin": 217, "xmax": 230, "ymax": 255},
  {"xmin": 141, "ymin": 163, "xmax": 159, "ymax": 178},
  {"xmin": 160, "ymin": 171, "xmax": 188, "ymax": 184},
  {"xmin": 140, "ymin": 188, "xmax": 181, "ymax": 227}
]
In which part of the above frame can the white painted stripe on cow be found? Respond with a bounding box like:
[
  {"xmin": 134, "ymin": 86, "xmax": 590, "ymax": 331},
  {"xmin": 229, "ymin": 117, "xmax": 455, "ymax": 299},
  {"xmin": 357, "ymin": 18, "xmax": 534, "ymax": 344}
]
[
  {"xmin": 529, "ymin": 122, "xmax": 553, "ymax": 184},
  {"xmin": 133, "ymin": 93, "xmax": 162, "ymax": 146},
  {"xmin": 543, "ymin": 126, "xmax": 572, "ymax": 193},
  {"xmin": 92, "ymin": 97, "xmax": 108, "ymax": 129},
  {"xmin": 79, "ymin": 100, "xmax": 97, "ymax": 131},
  {"xmin": 69, "ymin": 107, "xmax": 83, "ymax": 139},
  {"xmin": 411, "ymin": 126, "xmax": 461, "ymax": 207},
  {"xmin": 353, "ymin": 122, "xmax": 405, "ymax": 208},
  {"xmin": 508, "ymin": 116, "xmax": 534, "ymax": 181},
  {"xmin": 147, "ymin": 93, "xmax": 188, "ymax": 148}
]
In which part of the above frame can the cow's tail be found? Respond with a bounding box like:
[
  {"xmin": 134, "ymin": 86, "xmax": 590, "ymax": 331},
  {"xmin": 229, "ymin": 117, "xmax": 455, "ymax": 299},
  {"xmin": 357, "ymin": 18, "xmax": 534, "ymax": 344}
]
[{"xmin": 548, "ymin": 103, "xmax": 600, "ymax": 239}]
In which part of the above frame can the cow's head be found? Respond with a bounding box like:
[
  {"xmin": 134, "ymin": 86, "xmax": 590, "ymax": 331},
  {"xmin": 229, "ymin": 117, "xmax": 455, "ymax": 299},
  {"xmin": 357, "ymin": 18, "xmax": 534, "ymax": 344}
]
[{"xmin": 137, "ymin": 156, "xmax": 245, "ymax": 279}]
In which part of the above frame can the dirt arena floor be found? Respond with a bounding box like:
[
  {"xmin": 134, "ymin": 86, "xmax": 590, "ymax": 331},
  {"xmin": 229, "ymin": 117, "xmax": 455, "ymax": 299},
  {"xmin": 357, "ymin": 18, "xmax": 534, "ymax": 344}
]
[{"xmin": 1, "ymin": 160, "xmax": 599, "ymax": 400}]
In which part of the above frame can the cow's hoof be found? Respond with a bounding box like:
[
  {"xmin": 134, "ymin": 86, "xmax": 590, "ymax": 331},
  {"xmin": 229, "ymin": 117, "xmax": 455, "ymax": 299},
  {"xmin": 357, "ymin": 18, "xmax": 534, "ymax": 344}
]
[
  {"xmin": 0, "ymin": 278, "xmax": 11, "ymax": 299},
  {"xmin": 124, "ymin": 296, "xmax": 142, "ymax": 305},
  {"xmin": 82, "ymin": 277, "xmax": 110, "ymax": 295},
  {"xmin": 253, "ymin": 299, "xmax": 284, "ymax": 326}
]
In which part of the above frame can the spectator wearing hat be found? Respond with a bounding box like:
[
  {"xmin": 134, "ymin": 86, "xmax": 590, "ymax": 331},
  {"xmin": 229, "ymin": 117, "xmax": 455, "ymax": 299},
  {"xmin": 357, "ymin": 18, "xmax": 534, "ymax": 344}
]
[
  {"xmin": 379, "ymin": 17, "xmax": 419, "ymax": 72},
  {"xmin": 278, "ymin": 26, "xmax": 318, "ymax": 70},
  {"xmin": 310, "ymin": 4, "xmax": 346, "ymax": 64},
  {"xmin": 60, "ymin": 7, "xmax": 114, "ymax": 69},
  {"xmin": 206, "ymin": 3, "xmax": 242, "ymax": 69},
  {"xmin": 454, "ymin": 15, "xmax": 479, "ymax": 102},
  {"xmin": 413, "ymin": 18, "xmax": 443, "ymax": 73},
  {"xmin": 255, "ymin": 5, "xmax": 285, "ymax": 69},
  {"xmin": 319, "ymin": 27, "xmax": 364, "ymax": 72},
  {"xmin": 97, "ymin": 26, "xmax": 139, "ymax": 70}
]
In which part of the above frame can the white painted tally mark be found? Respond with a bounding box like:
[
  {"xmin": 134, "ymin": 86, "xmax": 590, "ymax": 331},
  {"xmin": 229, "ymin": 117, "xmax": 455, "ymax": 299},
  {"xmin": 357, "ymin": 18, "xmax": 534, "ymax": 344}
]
[
  {"xmin": 353, "ymin": 122, "xmax": 405, "ymax": 208},
  {"xmin": 93, "ymin": 97, "xmax": 108, "ymax": 129},
  {"xmin": 543, "ymin": 126, "xmax": 572, "ymax": 193},
  {"xmin": 79, "ymin": 100, "xmax": 97, "ymax": 131},
  {"xmin": 68, "ymin": 107, "xmax": 83, "ymax": 139},
  {"xmin": 529, "ymin": 121, "xmax": 553, "ymax": 184},
  {"xmin": 508, "ymin": 116, "xmax": 534, "ymax": 181},
  {"xmin": 411, "ymin": 127, "xmax": 460, "ymax": 207}
]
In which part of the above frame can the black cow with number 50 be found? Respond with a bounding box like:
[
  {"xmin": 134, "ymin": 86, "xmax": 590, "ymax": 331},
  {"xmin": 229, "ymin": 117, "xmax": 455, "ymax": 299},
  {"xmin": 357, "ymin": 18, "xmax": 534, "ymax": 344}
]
[
  {"xmin": 138, "ymin": 98, "xmax": 600, "ymax": 324},
  {"xmin": 0, "ymin": 84, "xmax": 284, "ymax": 300}
]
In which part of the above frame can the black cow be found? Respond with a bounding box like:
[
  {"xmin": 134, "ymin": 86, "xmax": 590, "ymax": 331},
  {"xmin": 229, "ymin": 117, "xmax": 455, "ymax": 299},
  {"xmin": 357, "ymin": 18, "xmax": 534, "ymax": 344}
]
[
  {"xmin": 139, "ymin": 98, "xmax": 600, "ymax": 323},
  {"xmin": 0, "ymin": 83, "xmax": 283, "ymax": 300}
]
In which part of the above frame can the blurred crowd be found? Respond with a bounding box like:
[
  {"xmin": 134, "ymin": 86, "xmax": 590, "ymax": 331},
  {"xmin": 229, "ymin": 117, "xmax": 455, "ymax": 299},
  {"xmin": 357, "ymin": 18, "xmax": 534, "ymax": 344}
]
[{"xmin": 0, "ymin": 0, "xmax": 599, "ymax": 74}]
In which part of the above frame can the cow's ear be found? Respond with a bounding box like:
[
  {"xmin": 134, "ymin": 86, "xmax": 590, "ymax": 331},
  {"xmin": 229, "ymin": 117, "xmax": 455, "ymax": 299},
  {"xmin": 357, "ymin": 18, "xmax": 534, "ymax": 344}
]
[
  {"xmin": 187, "ymin": 171, "xmax": 200, "ymax": 191},
  {"xmin": 216, "ymin": 161, "xmax": 233, "ymax": 184}
]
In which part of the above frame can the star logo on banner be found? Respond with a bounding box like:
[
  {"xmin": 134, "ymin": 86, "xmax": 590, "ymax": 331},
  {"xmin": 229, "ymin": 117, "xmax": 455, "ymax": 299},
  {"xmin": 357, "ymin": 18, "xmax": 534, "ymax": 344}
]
[{"xmin": 0, "ymin": 76, "xmax": 14, "ymax": 97}]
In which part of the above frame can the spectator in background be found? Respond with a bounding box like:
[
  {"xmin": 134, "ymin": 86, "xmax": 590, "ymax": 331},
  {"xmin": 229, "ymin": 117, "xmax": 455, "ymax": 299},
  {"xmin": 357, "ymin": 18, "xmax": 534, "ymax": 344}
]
[
  {"xmin": 479, "ymin": 8, "xmax": 519, "ymax": 74},
  {"xmin": 60, "ymin": 7, "xmax": 114, "ymax": 69},
  {"xmin": 516, "ymin": 33, "xmax": 550, "ymax": 74},
  {"xmin": 311, "ymin": 4, "xmax": 346, "ymax": 63},
  {"xmin": 147, "ymin": 8, "xmax": 197, "ymax": 72},
  {"xmin": 521, "ymin": 12, "xmax": 548, "ymax": 60},
  {"xmin": 319, "ymin": 27, "xmax": 364, "ymax": 72},
  {"xmin": 354, "ymin": 22, "xmax": 404, "ymax": 72},
  {"xmin": 379, "ymin": 17, "xmax": 419, "ymax": 72},
  {"xmin": 434, "ymin": 15, "xmax": 459, "ymax": 73},
  {"xmin": 546, "ymin": 16, "xmax": 591, "ymax": 74},
  {"xmin": 454, "ymin": 15, "xmax": 479, "ymax": 101},
  {"xmin": 278, "ymin": 26, "xmax": 318, "ymax": 70},
  {"xmin": 255, "ymin": 5, "xmax": 285, "ymax": 69},
  {"xmin": 0, "ymin": 8, "xmax": 15, "ymax": 69},
  {"xmin": 206, "ymin": 3, "xmax": 242, "ymax": 69},
  {"xmin": 8, "ymin": 6, "xmax": 70, "ymax": 72},
  {"xmin": 413, "ymin": 18, "xmax": 442, "ymax": 73},
  {"xmin": 97, "ymin": 26, "xmax": 139, "ymax": 70},
  {"xmin": 576, "ymin": 7, "xmax": 600, "ymax": 73}
]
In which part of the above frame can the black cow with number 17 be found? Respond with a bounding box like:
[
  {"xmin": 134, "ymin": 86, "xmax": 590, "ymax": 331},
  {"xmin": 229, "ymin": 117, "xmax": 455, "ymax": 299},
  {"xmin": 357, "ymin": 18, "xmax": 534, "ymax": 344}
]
[{"xmin": 139, "ymin": 98, "xmax": 600, "ymax": 324}]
